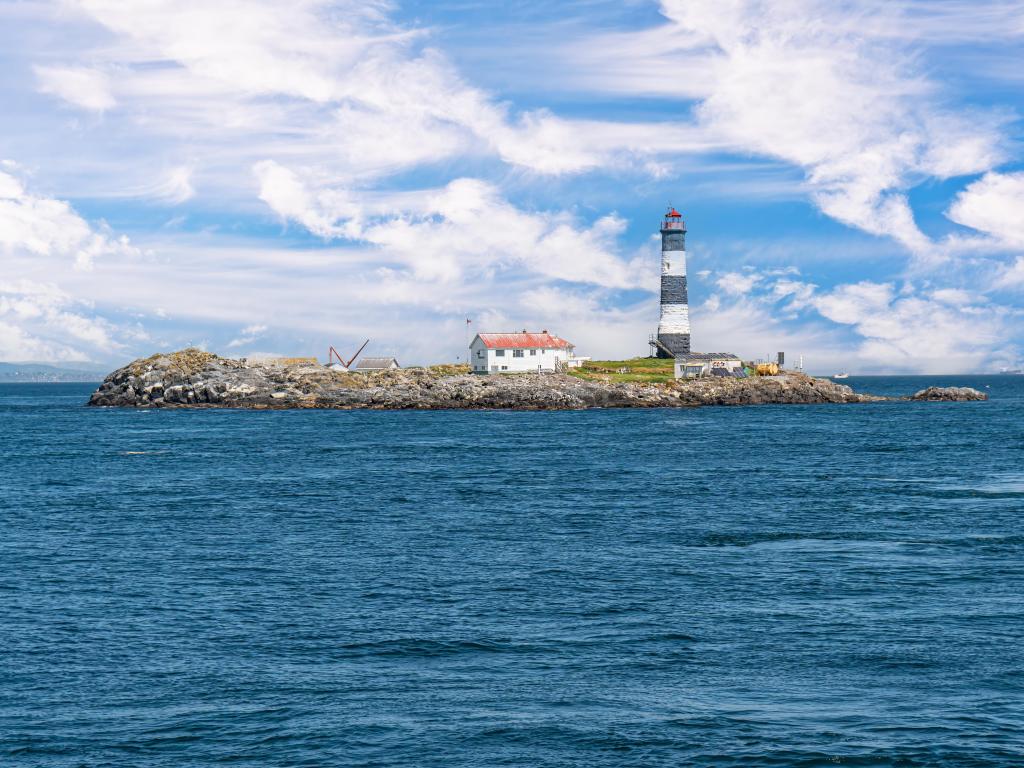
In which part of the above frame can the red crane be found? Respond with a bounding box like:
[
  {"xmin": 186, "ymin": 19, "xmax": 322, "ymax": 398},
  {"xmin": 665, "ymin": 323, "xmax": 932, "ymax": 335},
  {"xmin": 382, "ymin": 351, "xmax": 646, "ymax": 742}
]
[{"xmin": 328, "ymin": 339, "xmax": 369, "ymax": 369}]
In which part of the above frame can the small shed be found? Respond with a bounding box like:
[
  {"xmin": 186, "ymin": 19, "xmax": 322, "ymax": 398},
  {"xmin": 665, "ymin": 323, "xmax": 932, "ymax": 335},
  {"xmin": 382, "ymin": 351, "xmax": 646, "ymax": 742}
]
[
  {"xmin": 675, "ymin": 353, "xmax": 745, "ymax": 379},
  {"xmin": 354, "ymin": 357, "xmax": 401, "ymax": 371}
]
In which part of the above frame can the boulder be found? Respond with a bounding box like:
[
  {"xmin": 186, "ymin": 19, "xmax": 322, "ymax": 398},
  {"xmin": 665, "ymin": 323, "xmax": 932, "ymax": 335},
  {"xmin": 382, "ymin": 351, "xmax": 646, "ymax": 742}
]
[{"xmin": 910, "ymin": 386, "xmax": 988, "ymax": 402}]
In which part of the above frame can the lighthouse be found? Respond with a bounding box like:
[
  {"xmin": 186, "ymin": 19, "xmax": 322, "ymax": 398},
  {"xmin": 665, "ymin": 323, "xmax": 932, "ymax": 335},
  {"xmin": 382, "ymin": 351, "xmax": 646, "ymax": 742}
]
[{"xmin": 656, "ymin": 207, "xmax": 690, "ymax": 358}]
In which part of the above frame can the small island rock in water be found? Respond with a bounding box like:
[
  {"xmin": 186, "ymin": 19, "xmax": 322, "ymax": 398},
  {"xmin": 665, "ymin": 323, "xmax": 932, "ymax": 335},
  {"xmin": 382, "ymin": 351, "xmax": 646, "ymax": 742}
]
[{"xmin": 86, "ymin": 350, "xmax": 987, "ymax": 410}]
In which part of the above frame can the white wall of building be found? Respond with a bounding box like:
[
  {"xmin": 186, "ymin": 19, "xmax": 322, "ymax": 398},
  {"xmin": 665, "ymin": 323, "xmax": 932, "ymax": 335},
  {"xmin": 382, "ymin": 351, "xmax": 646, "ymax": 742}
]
[{"xmin": 469, "ymin": 337, "xmax": 573, "ymax": 374}]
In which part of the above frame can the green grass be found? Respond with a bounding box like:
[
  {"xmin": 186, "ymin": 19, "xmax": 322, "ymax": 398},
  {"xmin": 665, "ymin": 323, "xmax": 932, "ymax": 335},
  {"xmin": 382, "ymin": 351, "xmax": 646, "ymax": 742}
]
[
  {"xmin": 428, "ymin": 363, "xmax": 471, "ymax": 375},
  {"xmin": 567, "ymin": 357, "xmax": 675, "ymax": 384}
]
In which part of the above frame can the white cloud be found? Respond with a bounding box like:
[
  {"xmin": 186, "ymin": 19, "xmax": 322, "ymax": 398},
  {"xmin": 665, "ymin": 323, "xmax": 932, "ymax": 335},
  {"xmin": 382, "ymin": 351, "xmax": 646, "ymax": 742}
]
[
  {"xmin": 35, "ymin": 0, "xmax": 1011, "ymax": 262},
  {"xmin": 0, "ymin": 279, "xmax": 118, "ymax": 360},
  {"xmin": 254, "ymin": 160, "xmax": 360, "ymax": 238},
  {"xmin": 716, "ymin": 271, "xmax": 760, "ymax": 296},
  {"xmin": 564, "ymin": 0, "xmax": 1007, "ymax": 254},
  {"xmin": 56, "ymin": 0, "xmax": 685, "ymax": 183},
  {"xmin": 670, "ymin": 0, "xmax": 1004, "ymax": 254},
  {"xmin": 994, "ymin": 258, "xmax": 1024, "ymax": 291},
  {"xmin": 809, "ymin": 280, "xmax": 1012, "ymax": 372},
  {"xmin": 227, "ymin": 323, "xmax": 268, "ymax": 348},
  {"xmin": 71, "ymin": 0, "xmax": 388, "ymax": 103},
  {"xmin": 518, "ymin": 285, "xmax": 655, "ymax": 359},
  {"xmin": 0, "ymin": 169, "xmax": 140, "ymax": 270},
  {"xmin": 146, "ymin": 166, "xmax": 196, "ymax": 205},
  {"xmin": 947, "ymin": 171, "xmax": 1024, "ymax": 247},
  {"xmin": 692, "ymin": 266, "xmax": 1019, "ymax": 372},
  {"xmin": 35, "ymin": 65, "xmax": 116, "ymax": 111},
  {"xmin": 254, "ymin": 164, "xmax": 646, "ymax": 289},
  {"xmin": 0, "ymin": 168, "xmax": 149, "ymax": 361},
  {"xmin": 1, "ymin": 1, "xmax": 1021, "ymax": 372}
]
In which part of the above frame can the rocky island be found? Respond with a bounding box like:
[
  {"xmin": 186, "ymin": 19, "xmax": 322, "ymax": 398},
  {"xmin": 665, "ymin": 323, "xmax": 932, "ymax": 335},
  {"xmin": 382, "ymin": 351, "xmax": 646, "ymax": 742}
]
[{"xmin": 86, "ymin": 349, "xmax": 987, "ymax": 410}]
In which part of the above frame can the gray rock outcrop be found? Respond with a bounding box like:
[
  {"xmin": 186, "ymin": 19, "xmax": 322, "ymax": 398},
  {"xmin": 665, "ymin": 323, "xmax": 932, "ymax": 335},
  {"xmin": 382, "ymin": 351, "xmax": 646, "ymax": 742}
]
[
  {"xmin": 86, "ymin": 350, "xmax": 983, "ymax": 410},
  {"xmin": 909, "ymin": 386, "xmax": 988, "ymax": 402}
]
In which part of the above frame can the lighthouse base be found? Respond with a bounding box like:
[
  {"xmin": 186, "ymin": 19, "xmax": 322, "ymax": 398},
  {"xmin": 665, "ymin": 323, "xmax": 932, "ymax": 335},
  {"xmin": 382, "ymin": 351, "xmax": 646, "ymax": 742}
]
[{"xmin": 655, "ymin": 332, "xmax": 691, "ymax": 358}]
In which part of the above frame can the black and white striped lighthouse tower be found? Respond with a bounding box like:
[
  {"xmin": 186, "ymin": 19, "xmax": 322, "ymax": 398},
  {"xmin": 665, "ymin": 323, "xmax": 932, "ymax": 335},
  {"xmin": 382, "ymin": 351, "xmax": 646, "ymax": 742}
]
[{"xmin": 656, "ymin": 207, "xmax": 690, "ymax": 358}]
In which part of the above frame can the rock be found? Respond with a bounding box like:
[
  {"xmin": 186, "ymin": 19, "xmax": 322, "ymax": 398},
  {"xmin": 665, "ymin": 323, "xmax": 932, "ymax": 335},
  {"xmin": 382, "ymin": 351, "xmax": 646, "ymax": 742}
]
[
  {"xmin": 910, "ymin": 386, "xmax": 988, "ymax": 402},
  {"xmin": 86, "ymin": 349, "xmax": 984, "ymax": 410}
]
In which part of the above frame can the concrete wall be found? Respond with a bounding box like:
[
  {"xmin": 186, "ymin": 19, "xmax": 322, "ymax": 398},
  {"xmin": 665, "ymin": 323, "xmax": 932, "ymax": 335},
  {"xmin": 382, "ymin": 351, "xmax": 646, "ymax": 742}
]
[{"xmin": 674, "ymin": 358, "xmax": 743, "ymax": 378}]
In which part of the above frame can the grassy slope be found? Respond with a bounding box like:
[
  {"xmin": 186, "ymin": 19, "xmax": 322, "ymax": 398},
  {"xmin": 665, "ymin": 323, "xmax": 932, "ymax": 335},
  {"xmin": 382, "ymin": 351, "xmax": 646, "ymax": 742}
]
[{"xmin": 567, "ymin": 357, "xmax": 676, "ymax": 384}]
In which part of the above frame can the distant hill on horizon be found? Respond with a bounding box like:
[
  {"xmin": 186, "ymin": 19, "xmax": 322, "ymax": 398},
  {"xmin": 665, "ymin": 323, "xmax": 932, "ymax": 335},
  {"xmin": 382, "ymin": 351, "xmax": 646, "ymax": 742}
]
[{"xmin": 0, "ymin": 362, "xmax": 106, "ymax": 383}]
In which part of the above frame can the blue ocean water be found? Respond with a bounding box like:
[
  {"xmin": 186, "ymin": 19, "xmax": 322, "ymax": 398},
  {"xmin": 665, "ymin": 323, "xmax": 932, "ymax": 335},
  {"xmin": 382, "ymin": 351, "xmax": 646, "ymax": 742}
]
[{"xmin": 2, "ymin": 377, "xmax": 1023, "ymax": 767}]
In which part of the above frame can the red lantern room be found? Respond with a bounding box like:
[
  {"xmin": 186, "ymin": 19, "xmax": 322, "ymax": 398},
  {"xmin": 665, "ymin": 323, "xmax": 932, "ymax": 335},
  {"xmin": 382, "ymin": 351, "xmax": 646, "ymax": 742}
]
[{"xmin": 661, "ymin": 206, "xmax": 686, "ymax": 232}]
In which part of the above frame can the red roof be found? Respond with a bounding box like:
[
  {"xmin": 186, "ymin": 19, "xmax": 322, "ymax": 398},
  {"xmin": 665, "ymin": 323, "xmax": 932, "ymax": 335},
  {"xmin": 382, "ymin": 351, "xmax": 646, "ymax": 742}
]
[
  {"xmin": 666, "ymin": 208, "xmax": 682, "ymax": 218},
  {"xmin": 476, "ymin": 332, "xmax": 574, "ymax": 350}
]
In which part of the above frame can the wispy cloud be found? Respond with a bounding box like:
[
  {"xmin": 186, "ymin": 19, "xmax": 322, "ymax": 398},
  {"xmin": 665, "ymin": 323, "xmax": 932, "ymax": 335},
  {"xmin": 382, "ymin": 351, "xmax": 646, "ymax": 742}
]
[
  {"xmin": 569, "ymin": 0, "xmax": 1009, "ymax": 255},
  {"xmin": 0, "ymin": 0, "xmax": 1022, "ymax": 371},
  {"xmin": 227, "ymin": 323, "xmax": 268, "ymax": 348},
  {"xmin": 35, "ymin": 65, "xmax": 116, "ymax": 112},
  {"xmin": 254, "ymin": 163, "xmax": 647, "ymax": 288}
]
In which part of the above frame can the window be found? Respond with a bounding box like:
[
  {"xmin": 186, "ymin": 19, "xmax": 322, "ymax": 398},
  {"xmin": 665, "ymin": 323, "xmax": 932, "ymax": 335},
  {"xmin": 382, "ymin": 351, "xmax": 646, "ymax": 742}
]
[
  {"xmin": 496, "ymin": 349, "xmax": 505, "ymax": 357},
  {"xmin": 513, "ymin": 349, "xmax": 524, "ymax": 358},
  {"xmin": 477, "ymin": 350, "xmax": 484, "ymax": 358},
  {"xmin": 501, "ymin": 365, "xmax": 508, "ymax": 371},
  {"xmin": 530, "ymin": 350, "xmax": 536, "ymax": 356}
]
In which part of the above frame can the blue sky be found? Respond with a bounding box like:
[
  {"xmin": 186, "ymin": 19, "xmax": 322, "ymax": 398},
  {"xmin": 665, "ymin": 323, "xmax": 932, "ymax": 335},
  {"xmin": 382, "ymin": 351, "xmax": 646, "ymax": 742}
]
[{"xmin": 1, "ymin": 0, "xmax": 1023, "ymax": 373}]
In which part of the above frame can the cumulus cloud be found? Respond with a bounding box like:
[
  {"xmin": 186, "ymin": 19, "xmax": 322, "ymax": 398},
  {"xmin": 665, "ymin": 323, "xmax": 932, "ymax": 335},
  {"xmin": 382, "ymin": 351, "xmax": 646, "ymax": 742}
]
[
  {"xmin": 0, "ymin": 168, "xmax": 149, "ymax": 361},
  {"xmin": 716, "ymin": 271, "xmax": 761, "ymax": 296},
  {"xmin": 0, "ymin": 279, "xmax": 118, "ymax": 360},
  {"xmin": 696, "ymin": 267, "xmax": 1018, "ymax": 373},
  {"xmin": 947, "ymin": 171, "xmax": 1024, "ymax": 247},
  {"xmin": 811, "ymin": 280, "xmax": 1012, "ymax": 371},
  {"xmin": 254, "ymin": 160, "xmax": 361, "ymax": 239},
  {"xmin": 0, "ymin": 168, "xmax": 140, "ymax": 270},
  {"xmin": 518, "ymin": 285, "xmax": 656, "ymax": 358}
]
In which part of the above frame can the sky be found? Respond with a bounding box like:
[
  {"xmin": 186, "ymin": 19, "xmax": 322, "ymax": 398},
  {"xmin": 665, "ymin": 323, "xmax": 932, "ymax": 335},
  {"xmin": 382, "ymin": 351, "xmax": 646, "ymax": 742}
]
[{"xmin": 1, "ymin": 0, "xmax": 1023, "ymax": 373}]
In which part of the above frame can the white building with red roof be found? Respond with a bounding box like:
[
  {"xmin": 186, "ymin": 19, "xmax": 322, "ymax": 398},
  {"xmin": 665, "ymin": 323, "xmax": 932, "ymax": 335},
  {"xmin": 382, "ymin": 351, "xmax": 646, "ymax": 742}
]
[{"xmin": 470, "ymin": 330, "xmax": 579, "ymax": 374}]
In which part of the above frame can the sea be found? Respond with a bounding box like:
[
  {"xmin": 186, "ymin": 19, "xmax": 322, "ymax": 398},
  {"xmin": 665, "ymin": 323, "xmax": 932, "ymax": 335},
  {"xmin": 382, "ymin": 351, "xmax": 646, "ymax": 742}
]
[{"xmin": 2, "ymin": 376, "xmax": 1023, "ymax": 767}]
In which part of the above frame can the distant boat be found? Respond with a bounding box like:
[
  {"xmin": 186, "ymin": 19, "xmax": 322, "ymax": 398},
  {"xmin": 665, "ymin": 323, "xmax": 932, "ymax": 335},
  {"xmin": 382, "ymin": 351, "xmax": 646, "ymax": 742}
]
[{"xmin": 833, "ymin": 373, "xmax": 850, "ymax": 379}]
